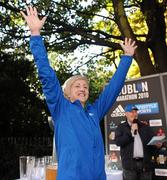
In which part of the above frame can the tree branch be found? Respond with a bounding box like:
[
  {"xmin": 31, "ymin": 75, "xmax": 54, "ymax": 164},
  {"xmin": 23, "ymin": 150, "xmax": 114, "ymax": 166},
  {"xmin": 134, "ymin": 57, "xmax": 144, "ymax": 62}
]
[
  {"xmin": 52, "ymin": 1, "xmax": 115, "ymax": 22},
  {"xmin": 46, "ymin": 16, "xmax": 121, "ymax": 50},
  {"xmin": 71, "ymin": 50, "xmax": 112, "ymax": 73},
  {"xmin": 0, "ymin": 2, "xmax": 20, "ymax": 13},
  {"xmin": 124, "ymin": 3, "xmax": 140, "ymax": 8}
]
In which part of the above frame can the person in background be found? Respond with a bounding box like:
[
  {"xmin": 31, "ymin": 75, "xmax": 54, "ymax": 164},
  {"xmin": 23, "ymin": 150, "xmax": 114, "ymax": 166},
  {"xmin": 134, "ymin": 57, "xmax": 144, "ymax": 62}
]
[
  {"xmin": 115, "ymin": 104, "xmax": 162, "ymax": 180},
  {"xmin": 21, "ymin": 6, "xmax": 137, "ymax": 180}
]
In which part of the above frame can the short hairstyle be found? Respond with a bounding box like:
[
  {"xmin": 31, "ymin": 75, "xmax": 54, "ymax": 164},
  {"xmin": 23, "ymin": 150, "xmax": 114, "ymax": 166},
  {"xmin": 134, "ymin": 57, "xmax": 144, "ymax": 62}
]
[{"xmin": 62, "ymin": 75, "xmax": 89, "ymax": 100}]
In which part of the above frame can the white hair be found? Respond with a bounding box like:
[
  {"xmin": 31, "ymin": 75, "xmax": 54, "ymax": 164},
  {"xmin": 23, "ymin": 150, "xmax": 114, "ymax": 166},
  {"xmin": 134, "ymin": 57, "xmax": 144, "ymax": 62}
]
[{"xmin": 62, "ymin": 75, "xmax": 89, "ymax": 100}]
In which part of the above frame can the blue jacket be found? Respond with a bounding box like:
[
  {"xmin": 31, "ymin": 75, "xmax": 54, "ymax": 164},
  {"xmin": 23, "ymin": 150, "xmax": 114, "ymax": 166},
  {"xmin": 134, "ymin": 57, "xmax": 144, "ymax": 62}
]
[{"xmin": 30, "ymin": 36, "xmax": 132, "ymax": 180}]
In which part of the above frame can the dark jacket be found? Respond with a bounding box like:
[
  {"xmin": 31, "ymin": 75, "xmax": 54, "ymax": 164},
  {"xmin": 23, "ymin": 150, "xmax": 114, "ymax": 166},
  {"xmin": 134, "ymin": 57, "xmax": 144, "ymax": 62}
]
[{"xmin": 115, "ymin": 119, "xmax": 156, "ymax": 171}]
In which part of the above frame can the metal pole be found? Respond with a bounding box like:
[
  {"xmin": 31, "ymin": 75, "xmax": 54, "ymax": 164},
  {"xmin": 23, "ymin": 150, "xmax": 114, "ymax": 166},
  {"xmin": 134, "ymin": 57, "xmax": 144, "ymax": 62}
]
[{"xmin": 160, "ymin": 74, "xmax": 167, "ymax": 130}]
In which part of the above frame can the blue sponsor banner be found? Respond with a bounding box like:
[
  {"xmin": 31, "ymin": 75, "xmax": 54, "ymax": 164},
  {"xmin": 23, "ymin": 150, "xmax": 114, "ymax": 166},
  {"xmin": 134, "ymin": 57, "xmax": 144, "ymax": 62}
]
[{"xmin": 135, "ymin": 102, "xmax": 159, "ymax": 115}]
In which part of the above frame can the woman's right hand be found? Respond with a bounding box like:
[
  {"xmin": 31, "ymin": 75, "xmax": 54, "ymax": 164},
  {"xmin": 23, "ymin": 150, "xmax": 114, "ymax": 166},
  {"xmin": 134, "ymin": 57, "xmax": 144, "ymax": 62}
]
[{"xmin": 20, "ymin": 6, "xmax": 47, "ymax": 35}]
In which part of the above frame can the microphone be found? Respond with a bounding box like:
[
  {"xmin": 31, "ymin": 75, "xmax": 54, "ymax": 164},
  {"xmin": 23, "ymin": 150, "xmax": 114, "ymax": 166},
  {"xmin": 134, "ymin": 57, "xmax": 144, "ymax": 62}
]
[{"xmin": 133, "ymin": 119, "xmax": 138, "ymax": 135}]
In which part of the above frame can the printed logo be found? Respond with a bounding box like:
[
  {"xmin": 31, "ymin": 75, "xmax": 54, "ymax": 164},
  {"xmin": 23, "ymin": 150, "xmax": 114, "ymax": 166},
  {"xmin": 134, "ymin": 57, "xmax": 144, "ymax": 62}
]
[
  {"xmin": 149, "ymin": 119, "xmax": 162, "ymax": 127},
  {"xmin": 89, "ymin": 113, "xmax": 94, "ymax": 116},
  {"xmin": 155, "ymin": 169, "xmax": 167, "ymax": 176},
  {"xmin": 111, "ymin": 105, "xmax": 125, "ymax": 117},
  {"xmin": 135, "ymin": 102, "xmax": 159, "ymax": 115},
  {"xmin": 109, "ymin": 121, "xmax": 118, "ymax": 130},
  {"xmin": 109, "ymin": 144, "xmax": 120, "ymax": 151}
]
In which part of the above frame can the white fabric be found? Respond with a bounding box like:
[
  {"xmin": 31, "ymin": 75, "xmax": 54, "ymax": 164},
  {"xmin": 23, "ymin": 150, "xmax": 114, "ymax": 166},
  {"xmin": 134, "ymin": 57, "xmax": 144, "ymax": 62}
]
[
  {"xmin": 106, "ymin": 170, "xmax": 123, "ymax": 180},
  {"xmin": 127, "ymin": 120, "xmax": 144, "ymax": 158},
  {"xmin": 133, "ymin": 132, "xmax": 144, "ymax": 158}
]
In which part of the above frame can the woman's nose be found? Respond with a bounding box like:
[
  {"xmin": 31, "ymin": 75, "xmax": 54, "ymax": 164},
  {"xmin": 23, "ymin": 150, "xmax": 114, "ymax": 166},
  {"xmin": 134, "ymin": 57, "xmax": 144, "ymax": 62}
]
[{"xmin": 79, "ymin": 87, "xmax": 85, "ymax": 91}]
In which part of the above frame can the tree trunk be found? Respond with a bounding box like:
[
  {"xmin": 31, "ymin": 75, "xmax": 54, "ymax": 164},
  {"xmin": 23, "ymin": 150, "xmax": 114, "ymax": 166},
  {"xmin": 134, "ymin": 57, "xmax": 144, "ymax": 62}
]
[
  {"xmin": 112, "ymin": 0, "xmax": 156, "ymax": 76},
  {"xmin": 150, "ymin": 41, "xmax": 167, "ymax": 72},
  {"xmin": 141, "ymin": 0, "xmax": 167, "ymax": 72},
  {"xmin": 135, "ymin": 42, "xmax": 156, "ymax": 76}
]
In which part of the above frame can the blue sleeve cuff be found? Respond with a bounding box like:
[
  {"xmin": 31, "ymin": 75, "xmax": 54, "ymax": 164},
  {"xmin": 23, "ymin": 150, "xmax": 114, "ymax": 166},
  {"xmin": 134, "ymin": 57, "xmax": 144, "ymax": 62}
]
[
  {"xmin": 121, "ymin": 55, "xmax": 133, "ymax": 60},
  {"xmin": 30, "ymin": 35, "xmax": 42, "ymax": 40}
]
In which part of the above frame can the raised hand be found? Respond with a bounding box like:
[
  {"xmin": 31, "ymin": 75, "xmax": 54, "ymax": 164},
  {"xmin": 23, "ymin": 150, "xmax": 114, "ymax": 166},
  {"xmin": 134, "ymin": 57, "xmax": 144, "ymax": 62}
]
[
  {"xmin": 20, "ymin": 6, "xmax": 47, "ymax": 35},
  {"xmin": 120, "ymin": 38, "xmax": 137, "ymax": 56}
]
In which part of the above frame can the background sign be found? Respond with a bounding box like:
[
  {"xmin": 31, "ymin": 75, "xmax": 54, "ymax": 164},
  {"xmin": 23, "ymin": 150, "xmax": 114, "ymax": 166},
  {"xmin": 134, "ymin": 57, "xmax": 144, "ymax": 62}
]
[{"xmin": 105, "ymin": 73, "xmax": 167, "ymax": 179}]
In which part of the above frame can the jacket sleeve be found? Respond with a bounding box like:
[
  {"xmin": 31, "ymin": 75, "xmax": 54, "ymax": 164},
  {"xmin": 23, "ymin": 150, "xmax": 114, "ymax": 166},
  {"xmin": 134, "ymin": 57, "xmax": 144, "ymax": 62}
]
[
  {"xmin": 92, "ymin": 56, "xmax": 132, "ymax": 121},
  {"xmin": 30, "ymin": 36, "xmax": 65, "ymax": 120},
  {"xmin": 115, "ymin": 124, "xmax": 134, "ymax": 147}
]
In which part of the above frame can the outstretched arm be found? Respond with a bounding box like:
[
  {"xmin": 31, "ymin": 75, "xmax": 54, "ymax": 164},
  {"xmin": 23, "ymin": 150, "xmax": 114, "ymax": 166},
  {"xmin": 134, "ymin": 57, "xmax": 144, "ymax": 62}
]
[
  {"xmin": 21, "ymin": 7, "xmax": 64, "ymax": 120},
  {"xmin": 92, "ymin": 38, "xmax": 137, "ymax": 121}
]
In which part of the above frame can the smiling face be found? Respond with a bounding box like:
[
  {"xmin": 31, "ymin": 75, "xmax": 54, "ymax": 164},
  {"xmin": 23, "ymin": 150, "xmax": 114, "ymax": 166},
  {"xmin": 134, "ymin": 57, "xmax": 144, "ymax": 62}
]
[{"xmin": 69, "ymin": 79, "xmax": 89, "ymax": 106}]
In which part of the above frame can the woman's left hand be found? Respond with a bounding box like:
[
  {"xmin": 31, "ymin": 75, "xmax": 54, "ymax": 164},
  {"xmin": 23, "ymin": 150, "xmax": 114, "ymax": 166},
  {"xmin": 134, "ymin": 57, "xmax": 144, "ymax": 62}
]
[{"xmin": 120, "ymin": 38, "xmax": 137, "ymax": 56}]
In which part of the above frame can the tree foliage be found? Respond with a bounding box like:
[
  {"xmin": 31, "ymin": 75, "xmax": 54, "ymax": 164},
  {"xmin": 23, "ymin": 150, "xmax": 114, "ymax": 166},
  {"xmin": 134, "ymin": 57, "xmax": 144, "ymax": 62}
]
[
  {"xmin": 0, "ymin": 52, "xmax": 51, "ymax": 136},
  {"xmin": 1, "ymin": 0, "xmax": 167, "ymax": 76}
]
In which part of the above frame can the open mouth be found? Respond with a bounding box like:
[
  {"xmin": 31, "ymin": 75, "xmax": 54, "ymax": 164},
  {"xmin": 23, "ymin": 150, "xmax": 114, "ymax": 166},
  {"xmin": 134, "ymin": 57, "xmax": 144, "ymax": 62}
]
[{"xmin": 78, "ymin": 94, "xmax": 85, "ymax": 97}]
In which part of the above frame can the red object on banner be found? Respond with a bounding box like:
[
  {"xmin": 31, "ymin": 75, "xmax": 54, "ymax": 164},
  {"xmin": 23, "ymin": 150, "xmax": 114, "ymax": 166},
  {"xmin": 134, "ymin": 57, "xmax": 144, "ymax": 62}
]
[{"xmin": 156, "ymin": 128, "xmax": 165, "ymax": 136}]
